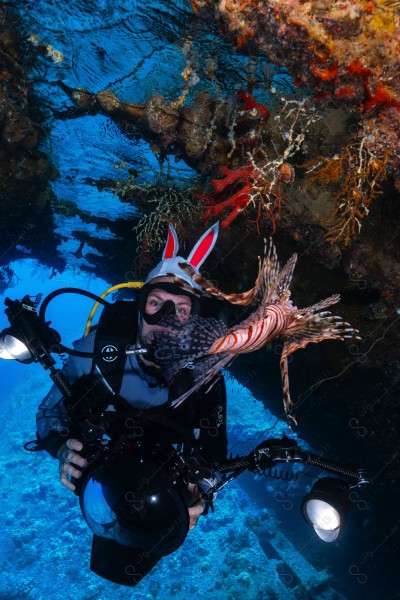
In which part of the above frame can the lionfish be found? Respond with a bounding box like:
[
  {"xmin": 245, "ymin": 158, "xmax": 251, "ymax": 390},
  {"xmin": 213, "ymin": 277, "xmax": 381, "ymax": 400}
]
[{"xmin": 152, "ymin": 239, "xmax": 359, "ymax": 424}]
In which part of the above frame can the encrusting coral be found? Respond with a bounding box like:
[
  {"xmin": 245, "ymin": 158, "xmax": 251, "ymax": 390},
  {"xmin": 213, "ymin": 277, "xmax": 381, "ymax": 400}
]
[
  {"xmin": 190, "ymin": 0, "xmax": 400, "ymax": 114},
  {"xmin": 190, "ymin": 0, "xmax": 400, "ymax": 241}
]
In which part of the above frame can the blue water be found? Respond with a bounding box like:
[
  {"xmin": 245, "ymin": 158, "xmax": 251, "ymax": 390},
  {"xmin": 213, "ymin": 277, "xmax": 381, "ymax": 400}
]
[{"xmin": 0, "ymin": 1, "xmax": 397, "ymax": 599}]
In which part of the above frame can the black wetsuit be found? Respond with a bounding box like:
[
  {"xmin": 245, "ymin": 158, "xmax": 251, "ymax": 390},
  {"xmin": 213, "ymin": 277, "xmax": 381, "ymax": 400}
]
[{"xmin": 36, "ymin": 306, "xmax": 227, "ymax": 463}]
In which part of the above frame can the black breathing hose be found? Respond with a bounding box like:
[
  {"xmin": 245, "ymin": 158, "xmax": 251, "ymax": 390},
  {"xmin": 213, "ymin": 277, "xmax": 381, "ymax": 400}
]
[
  {"xmin": 39, "ymin": 287, "xmax": 109, "ymax": 321},
  {"xmin": 38, "ymin": 288, "xmax": 110, "ymax": 359}
]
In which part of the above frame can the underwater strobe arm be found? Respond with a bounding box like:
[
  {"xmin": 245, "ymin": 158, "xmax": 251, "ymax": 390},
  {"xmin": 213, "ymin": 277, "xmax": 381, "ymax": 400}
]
[
  {"xmin": 202, "ymin": 434, "xmax": 370, "ymax": 542},
  {"xmin": 212, "ymin": 436, "xmax": 369, "ymax": 487},
  {"xmin": 252, "ymin": 437, "xmax": 369, "ymax": 485}
]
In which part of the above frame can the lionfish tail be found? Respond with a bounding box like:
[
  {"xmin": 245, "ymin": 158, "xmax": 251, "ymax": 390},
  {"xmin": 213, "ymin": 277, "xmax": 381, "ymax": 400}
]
[
  {"xmin": 280, "ymin": 355, "xmax": 298, "ymax": 428},
  {"xmin": 281, "ymin": 306, "xmax": 360, "ymax": 361}
]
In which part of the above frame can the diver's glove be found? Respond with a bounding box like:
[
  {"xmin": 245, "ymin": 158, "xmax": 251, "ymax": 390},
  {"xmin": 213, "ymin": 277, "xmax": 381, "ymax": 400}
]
[{"xmin": 187, "ymin": 455, "xmax": 222, "ymax": 514}]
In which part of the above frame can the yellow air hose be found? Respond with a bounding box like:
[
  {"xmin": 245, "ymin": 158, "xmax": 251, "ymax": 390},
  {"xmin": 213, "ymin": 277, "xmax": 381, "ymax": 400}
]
[{"xmin": 84, "ymin": 281, "xmax": 144, "ymax": 336}]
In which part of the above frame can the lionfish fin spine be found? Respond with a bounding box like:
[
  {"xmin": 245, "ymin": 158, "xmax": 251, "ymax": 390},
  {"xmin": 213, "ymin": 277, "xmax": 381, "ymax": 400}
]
[
  {"xmin": 175, "ymin": 263, "xmax": 256, "ymax": 305},
  {"xmin": 280, "ymin": 355, "xmax": 296, "ymax": 425},
  {"xmin": 296, "ymin": 294, "xmax": 341, "ymax": 315},
  {"xmin": 255, "ymin": 239, "xmax": 297, "ymax": 306},
  {"xmin": 270, "ymin": 254, "xmax": 297, "ymax": 303},
  {"xmin": 170, "ymin": 355, "xmax": 233, "ymax": 408},
  {"xmin": 281, "ymin": 311, "xmax": 359, "ymax": 361}
]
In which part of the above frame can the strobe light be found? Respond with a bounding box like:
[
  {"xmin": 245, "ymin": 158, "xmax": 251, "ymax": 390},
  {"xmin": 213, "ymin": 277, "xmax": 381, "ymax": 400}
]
[
  {"xmin": 0, "ymin": 296, "xmax": 43, "ymax": 363},
  {"xmin": 0, "ymin": 296, "xmax": 62, "ymax": 368},
  {"xmin": 0, "ymin": 327, "xmax": 34, "ymax": 362},
  {"xmin": 301, "ymin": 477, "xmax": 350, "ymax": 542}
]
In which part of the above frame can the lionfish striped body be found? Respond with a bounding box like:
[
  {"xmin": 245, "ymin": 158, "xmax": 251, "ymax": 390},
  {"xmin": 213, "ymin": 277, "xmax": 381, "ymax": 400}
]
[
  {"xmin": 153, "ymin": 239, "xmax": 359, "ymax": 425},
  {"xmin": 210, "ymin": 302, "xmax": 294, "ymax": 354}
]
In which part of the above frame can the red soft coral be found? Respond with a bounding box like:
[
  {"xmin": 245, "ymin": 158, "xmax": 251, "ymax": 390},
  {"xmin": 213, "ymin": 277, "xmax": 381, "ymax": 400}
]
[
  {"xmin": 199, "ymin": 165, "xmax": 255, "ymax": 227},
  {"xmin": 198, "ymin": 162, "xmax": 290, "ymax": 231}
]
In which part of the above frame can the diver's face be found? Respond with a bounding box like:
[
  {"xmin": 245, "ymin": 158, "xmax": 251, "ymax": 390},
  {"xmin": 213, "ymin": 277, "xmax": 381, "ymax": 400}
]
[
  {"xmin": 140, "ymin": 281, "xmax": 193, "ymax": 344},
  {"xmin": 145, "ymin": 289, "xmax": 192, "ymax": 323}
]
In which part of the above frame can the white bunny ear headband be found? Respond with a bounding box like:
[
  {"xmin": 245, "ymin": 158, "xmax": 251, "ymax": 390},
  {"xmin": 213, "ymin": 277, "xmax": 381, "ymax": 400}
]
[{"xmin": 145, "ymin": 222, "xmax": 219, "ymax": 290}]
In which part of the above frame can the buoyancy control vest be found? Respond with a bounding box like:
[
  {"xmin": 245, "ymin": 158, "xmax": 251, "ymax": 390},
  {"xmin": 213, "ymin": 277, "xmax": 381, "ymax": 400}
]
[
  {"xmin": 91, "ymin": 299, "xmax": 198, "ymax": 400},
  {"xmin": 86, "ymin": 299, "xmax": 228, "ymax": 464},
  {"xmin": 90, "ymin": 299, "xmax": 202, "ymax": 446},
  {"xmin": 92, "ymin": 299, "xmax": 140, "ymax": 397}
]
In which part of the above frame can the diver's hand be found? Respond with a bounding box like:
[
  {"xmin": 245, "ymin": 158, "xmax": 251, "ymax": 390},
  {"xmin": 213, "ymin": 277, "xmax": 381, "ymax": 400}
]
[
  {"xmin": 188, "ymin": 500, "xmax": 206, "ymax": 530},
  {"xmin": 57, "ymin": 438, "xmax": 88, "ymax": 492},
  {"xmin": 187, "ymin": 483, "xmax": 206, "ymax": 530}
]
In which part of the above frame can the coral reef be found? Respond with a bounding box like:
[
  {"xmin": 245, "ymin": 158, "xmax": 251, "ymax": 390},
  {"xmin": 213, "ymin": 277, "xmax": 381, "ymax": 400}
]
[
  {"xmin": 113, "ymin": 163, "xmax": 203, "ymax": 271},
  {"xmin": 304, "ymin": 139, "xmax": 390, "ymax": 244},
  {"xmin": 198, "ymin": 96, "xmax": 311, "ymax": 230},
  {"xmin": 191, "ymin": 1, "xmax": 400, "ymax": 110},
  {"xmin": 57, "ymin": 68, "xmax": 395, "ymax": 247},
  {"xmin": 190, "ymin": 0, "xmax": 400, "ymax": 197}
]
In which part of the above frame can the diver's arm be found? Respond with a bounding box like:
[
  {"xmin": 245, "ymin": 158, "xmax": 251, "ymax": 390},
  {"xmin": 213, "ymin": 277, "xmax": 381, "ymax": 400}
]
[
  {"xmin": 36, "ymin": 383, "xmax": 72, "ymax": 457},
  {"xmin": 35, "ymin": 333, "xmax": 95, "ymax": 457}
]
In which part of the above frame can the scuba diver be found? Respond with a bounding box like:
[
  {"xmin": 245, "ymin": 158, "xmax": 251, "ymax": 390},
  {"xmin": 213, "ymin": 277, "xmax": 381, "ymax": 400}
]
[
  {"xmin": 0, "ymin": 222, "xmax": 368, "ymax": 587},
  {"xmin": 35, "ymin": 222, "xmax": 227, "ymax": 586}
]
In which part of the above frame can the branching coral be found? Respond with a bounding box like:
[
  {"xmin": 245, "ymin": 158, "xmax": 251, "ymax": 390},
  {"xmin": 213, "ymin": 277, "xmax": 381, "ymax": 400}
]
[
  {"xmin": 306, "ymin": 139, "xmax": 391, "ymax": 244},
  {"xmin": 362, "ymin": 107, "xmax": 400, "ymax": 191},
  {"xmin": 114, "ymin": 162, "xmax": 202, "ymax": 270},
  {"xmin": 200, "ymin": 158, "xmax": 292, "ymax": 231},
  {"xmin": 199, "ymin": 98, "xmax": 317, "ymax": 231}
]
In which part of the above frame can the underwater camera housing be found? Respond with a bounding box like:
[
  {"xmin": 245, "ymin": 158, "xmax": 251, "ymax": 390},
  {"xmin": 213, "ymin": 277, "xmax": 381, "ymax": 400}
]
[{"xmin": 79, "ymin": 438, "xmax": 190, "ymax": 585}]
